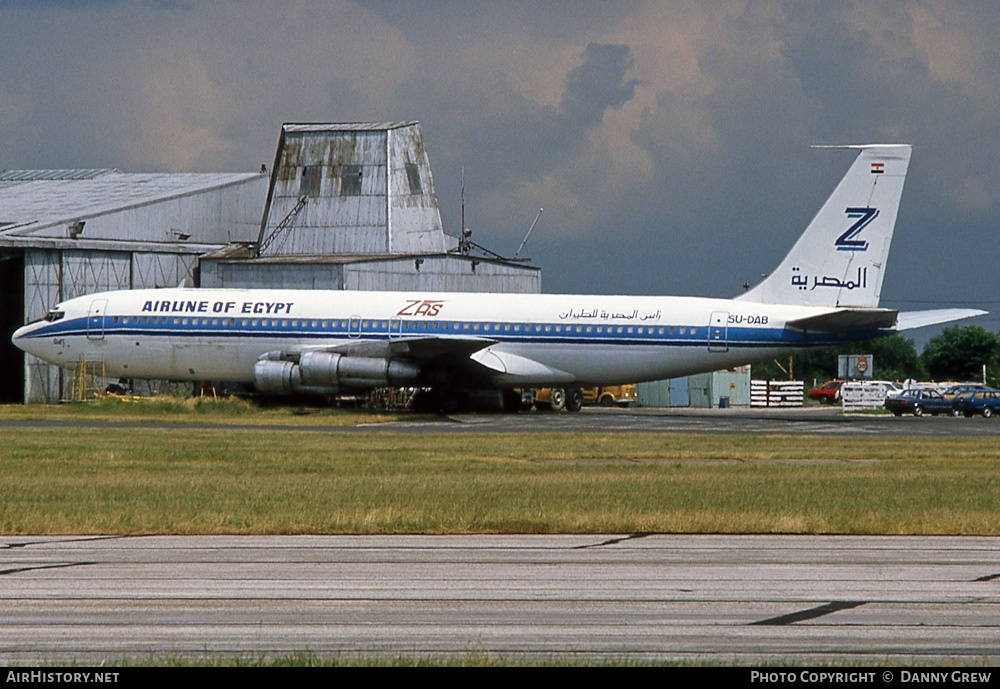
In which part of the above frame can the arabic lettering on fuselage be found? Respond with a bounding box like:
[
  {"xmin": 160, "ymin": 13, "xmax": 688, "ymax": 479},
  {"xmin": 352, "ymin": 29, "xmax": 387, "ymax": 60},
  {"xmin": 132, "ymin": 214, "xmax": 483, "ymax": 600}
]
[
  {"xmin": 141, "ymin": 299, "xmax": 294, "ymax": 315},
  {"xmin": 790, "ymin": 267, "xmax": 868, "ymax": 291},
  {"xmin": 557, "ymin": 308, "xmax": 663, "ymax": 321}
]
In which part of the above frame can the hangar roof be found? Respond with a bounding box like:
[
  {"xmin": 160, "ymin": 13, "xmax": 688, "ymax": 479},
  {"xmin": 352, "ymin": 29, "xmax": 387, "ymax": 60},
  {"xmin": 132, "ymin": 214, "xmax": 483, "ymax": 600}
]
[
  {"xmin": 282, "ymin": 122, "xmax": 416, "ymax": 133},
  {"xmin": 0, "ymin": 170, "xmax": 266, "ymax": 252},
  {"xmin": 0, "ymin": 169, "xmax": 115, "ymax": 182}
]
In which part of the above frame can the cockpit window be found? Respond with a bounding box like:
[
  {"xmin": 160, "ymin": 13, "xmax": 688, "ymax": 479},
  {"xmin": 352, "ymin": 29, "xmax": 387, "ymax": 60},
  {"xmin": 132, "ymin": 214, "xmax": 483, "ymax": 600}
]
[{"xmin": 44, "ymin": 310, "xmax": 65, "ymax": 322}]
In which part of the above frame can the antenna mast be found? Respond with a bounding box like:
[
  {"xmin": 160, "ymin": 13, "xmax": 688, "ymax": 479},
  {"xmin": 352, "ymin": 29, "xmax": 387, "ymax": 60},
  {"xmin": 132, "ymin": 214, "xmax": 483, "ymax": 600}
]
[
  {"xmin": 459, "ymin": 167, "xmax": 472, "ymax": 254},
  {"xmin": 514, "ymin": 208, "xmax": 544, "ymax": 259}
]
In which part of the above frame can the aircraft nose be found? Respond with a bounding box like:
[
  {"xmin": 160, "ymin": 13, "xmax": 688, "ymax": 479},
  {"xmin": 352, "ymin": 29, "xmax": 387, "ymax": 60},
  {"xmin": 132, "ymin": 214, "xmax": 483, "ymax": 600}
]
[
  {"xmin": 12, "ymin": 324, "xmax": 26, "ymax": 349},
  {"xmin": 12, "ymin": 322, "xmax": 45, "ymax": 359}
]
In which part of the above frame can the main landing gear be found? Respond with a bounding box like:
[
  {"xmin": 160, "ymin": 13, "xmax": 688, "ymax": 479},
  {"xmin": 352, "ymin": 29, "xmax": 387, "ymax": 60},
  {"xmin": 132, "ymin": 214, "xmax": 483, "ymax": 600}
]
[
  {"xmin": 562, "ymin": 387, "xmax": 584, "ymax": 412},
  {"xmin": 410, "ymin": 386, "xmax": 585, "ymax": 414},
  {"xmin": 410, "ymin": 387, "xmax": 519, "ymax": 414},
  {"xmin": 533, "ymin": 386, "xmax": 585, "ymax": 413}
]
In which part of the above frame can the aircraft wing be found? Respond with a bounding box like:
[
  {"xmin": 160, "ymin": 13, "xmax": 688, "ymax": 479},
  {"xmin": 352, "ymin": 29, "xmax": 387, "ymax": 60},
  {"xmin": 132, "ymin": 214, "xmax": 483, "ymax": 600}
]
[
  {"xmin": 385, "ymin": 335, "xmax": 496, "ymax": 359},
  {"xmin": 294, "ymin": 335, "xmax": 497, "ymax": 361},
  {"xmin": 323, "ymin": 337, "xmax": 574, "ymax": 383},
  {"xmin": 895, "ymin": 309, "xmax": 988, "ymax": 331},
  {"xmin": 468, "ymin": 348, "xmax": 575, "ymax": 382},
  {"xmin": 305, "ymin": 335, "xmax": 574, "ymax": 385}
]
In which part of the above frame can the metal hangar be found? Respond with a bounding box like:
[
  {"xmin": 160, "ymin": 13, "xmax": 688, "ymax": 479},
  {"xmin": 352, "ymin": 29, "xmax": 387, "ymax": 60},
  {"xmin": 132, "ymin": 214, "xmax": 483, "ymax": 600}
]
[
  {"xmin": 201, "ymin": 122, "xmax": 540, "ymax": 294},
  {"xmin": 0, "ymin": 169, "xmax": 268, "ymax": 403},
  {"xmin": 3, "ymin": 122, "xmax": 540, "ymax": 403}
]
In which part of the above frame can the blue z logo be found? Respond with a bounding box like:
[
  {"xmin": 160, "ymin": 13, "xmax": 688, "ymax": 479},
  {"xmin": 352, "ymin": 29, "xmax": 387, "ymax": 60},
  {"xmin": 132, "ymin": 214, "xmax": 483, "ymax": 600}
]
[{"xmin": 836, "ymin": 207, "xmax": 878, "ymax": 252}]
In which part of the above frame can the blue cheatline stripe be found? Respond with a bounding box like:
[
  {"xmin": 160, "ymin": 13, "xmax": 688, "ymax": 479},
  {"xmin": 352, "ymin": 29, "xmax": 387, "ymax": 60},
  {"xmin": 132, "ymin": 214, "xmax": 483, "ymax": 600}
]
[{"xmin": 23, "ymin": 316, "xmax": 888, "ymax": 349}]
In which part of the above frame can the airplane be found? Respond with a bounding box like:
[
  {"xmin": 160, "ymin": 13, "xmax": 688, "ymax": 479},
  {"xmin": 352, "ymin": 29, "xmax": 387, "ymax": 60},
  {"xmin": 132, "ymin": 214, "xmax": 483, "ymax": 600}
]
[{"xmin": 12, "ymin": 144, "xmax": 986, "ymax": 412}]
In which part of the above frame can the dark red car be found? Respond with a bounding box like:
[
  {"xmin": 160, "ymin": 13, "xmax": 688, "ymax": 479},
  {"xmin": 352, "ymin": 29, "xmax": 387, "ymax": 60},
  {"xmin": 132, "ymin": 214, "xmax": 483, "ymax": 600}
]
[{"xmin": 807, "ymin": 380, "xmax": 844, "ymax": 404}]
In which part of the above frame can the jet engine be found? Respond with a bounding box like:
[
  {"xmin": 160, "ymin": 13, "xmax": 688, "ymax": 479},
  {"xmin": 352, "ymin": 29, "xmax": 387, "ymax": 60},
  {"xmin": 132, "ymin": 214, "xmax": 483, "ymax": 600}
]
[{"xmin": 252, "ymin": 351, "xmax": 421, "ymax": 394}]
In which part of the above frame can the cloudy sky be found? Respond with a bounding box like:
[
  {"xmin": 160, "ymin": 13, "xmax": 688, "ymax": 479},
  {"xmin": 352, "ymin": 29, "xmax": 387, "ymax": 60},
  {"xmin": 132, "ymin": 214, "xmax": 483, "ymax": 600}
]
[{"xmin": 2, "ymin": 1, "xmax": 998, "ymax": 338}]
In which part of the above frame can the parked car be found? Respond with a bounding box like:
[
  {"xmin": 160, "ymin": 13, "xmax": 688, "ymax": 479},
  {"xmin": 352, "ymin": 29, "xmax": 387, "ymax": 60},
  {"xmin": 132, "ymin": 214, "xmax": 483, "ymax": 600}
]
[
  {"xmin": 942, "ymin": 383, "xmax": 991, "ymax": 399},
  {"xmin": 952, "ymin": 388, "xmax": 1000, "ymax": 418},
  {"xmin": 884, "ymin": 388, "xmax": 956, "ymax": 417},
  {"xmin": 808, "ymin": 380, "xmax": 844, "ymax": 403},
  {"xmin": 873, "ymin": 380, "xmax": 903, "ymax": 397}
]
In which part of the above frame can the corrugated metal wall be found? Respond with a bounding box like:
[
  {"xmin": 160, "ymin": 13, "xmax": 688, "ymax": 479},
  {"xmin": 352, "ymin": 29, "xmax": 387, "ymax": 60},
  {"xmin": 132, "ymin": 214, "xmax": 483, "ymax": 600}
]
[
  {"xmin": 23, "ymin": 250, "xmax": 60, "ymax": 404},
  {"xmin": 201, "ymin": 261, "xmax": 346, "ymax": 290},
  {"xmin": 344, "ymin": 257, "xmax": 540, "ymax": 293},
  {"xmin": 11, "ymin": 173, "xmax": 266, "ymax": 403},
  {"xmin": 259, "ymin": 123, "xmax": 452, "ymax": 256},
  {"xmin": 636, "ymin": 371, "xmax": 751, "ymax": 408},
  {"xmin": 74, "ymin": 179, "xmax": 264, "ymax": 245},
  {"xmin": 132, "ymin": 252, "xmax": 199, "ymax": 290},
  {"xmin": 200, "ymin": 255, "xmax": 540, "ymax": 294},
  {"xmin": 22, "ymin": 248, "xmax": 203, "ymax": 403},
  {"xmin": 386, "ymin": 126, "xmax": 450, "ymax": 253}
]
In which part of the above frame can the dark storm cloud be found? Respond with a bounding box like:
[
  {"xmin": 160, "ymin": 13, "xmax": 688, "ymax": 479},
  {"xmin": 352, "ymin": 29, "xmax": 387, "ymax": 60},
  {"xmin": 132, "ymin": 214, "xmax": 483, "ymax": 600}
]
[
  {"xmin": 561, "ymin": 44, "xmax": 639, "ymax": 128},
  {"xmin": 472, "ymin": 43, "xmax": 637, "ymax": 179},
  {"xmin": 392, "ymin": 41, "xmax": 639, "ymax": 259}
]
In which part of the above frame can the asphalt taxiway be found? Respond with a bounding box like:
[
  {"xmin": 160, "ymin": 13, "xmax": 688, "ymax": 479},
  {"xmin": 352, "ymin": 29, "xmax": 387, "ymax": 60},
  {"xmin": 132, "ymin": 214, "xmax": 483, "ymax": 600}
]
[
  {"xmin": 3, "ymin": 534, "xmax": 999, "ymax": 664},
  {"xmin": 399, "ymin": 405, "xmax": 1000, "ymax": 436},
  {"xmin": 5, "ymin": 404, "xmax": 1000, "ymax": 437}
]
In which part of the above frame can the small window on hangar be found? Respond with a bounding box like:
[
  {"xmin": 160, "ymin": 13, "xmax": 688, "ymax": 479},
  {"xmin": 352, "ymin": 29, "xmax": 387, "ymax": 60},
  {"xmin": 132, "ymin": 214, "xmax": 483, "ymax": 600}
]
[
  {"xmin": 299, "ymin": 165, "xmax": 322, "ymax": 197},
  {"xmin": 405, "ymin": 163, "xmax": 422, "ymax": 195},
  {"xmin": 341, "ymin": 165, "xmax": 363, "ymax": 196}
]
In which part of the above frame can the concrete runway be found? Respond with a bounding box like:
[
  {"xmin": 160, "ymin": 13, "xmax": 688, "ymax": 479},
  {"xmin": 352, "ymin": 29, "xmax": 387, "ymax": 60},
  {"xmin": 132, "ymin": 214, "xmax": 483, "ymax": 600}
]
[{"xmin": 3, "ymin": 534, "xmax": 1000, "ymax": 664}]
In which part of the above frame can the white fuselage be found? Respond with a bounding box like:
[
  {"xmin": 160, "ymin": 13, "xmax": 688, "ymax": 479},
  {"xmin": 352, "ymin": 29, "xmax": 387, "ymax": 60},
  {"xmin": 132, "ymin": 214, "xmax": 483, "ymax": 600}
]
[{"xmin": 12, "ymin": 287, "xmax": 878, "ymax": 388}]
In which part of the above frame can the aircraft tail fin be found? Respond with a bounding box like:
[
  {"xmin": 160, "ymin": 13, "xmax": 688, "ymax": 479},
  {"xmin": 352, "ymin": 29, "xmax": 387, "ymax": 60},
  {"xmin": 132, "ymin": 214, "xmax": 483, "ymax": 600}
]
[{"xmin": 737, "ymin": 144, "xmax": 911, "ymax": 309}]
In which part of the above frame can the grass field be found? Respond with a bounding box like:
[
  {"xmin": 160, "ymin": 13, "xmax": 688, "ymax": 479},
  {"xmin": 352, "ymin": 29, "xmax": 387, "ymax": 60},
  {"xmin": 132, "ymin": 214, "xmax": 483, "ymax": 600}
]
[{"xmin": 1, "ymin": 399, "xmax": 998, "ymax": 535}]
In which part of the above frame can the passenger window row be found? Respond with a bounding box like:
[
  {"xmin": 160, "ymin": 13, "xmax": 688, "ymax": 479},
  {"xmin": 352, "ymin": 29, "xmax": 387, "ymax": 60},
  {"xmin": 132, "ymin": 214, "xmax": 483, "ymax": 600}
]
[{"xmin": 107, "ymin": 315, "xmax": 699, "ymax": 338}]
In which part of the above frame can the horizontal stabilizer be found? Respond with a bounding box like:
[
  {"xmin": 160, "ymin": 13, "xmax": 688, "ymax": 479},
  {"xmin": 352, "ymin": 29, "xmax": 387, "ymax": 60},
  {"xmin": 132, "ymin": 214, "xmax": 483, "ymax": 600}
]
[
  {"xmin": 786, "ymin": 308, "xmax": 898, "ymax": 333},
  {"xmin": 896, "ymin": 309, "xmax": 987, "ymax": 331}
]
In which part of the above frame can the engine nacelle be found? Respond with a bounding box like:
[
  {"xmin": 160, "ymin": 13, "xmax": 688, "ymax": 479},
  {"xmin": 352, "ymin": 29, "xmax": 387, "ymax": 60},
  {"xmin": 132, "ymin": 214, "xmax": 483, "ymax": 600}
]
[
  {"xmin": 251, "ymin": 359, "xmax": 301, "ymax": 394},
  {"xmin": 252, "ymin": 352, "xmax": 421, "ymax": 395}
]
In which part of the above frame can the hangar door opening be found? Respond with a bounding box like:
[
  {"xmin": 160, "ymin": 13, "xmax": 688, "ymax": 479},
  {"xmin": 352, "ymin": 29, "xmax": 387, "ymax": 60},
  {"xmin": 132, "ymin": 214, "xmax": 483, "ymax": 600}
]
[{"xmin": 0, "ymin": 250, "xmax": 25, "ymax": 403}]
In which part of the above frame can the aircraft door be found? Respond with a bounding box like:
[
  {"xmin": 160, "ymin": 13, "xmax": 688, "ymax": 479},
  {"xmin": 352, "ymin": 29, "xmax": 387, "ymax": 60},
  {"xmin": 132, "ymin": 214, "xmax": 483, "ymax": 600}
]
[
  {"xmin": 87, "ymin": 299, "xmax": 108, "ymax": 341},
  {"xmin": 708, "ymin": 311, "xmax": 729, "ymax": 352},
  {"xmin": 349, "ymin": 316, "xmax": 362, "ymax": 339},
  {"xmin": 388, "ymin": 317, "xmax": 402, "ymax": 339}
]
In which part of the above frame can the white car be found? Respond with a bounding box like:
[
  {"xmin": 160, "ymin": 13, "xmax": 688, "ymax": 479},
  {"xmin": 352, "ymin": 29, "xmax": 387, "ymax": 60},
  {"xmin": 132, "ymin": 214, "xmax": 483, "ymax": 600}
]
[{"xmin": 870, "ymin": 380, "xmax": 903, "ymax": 397}]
